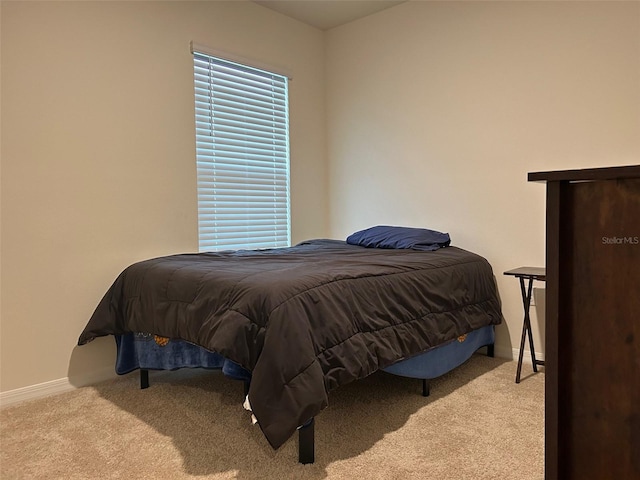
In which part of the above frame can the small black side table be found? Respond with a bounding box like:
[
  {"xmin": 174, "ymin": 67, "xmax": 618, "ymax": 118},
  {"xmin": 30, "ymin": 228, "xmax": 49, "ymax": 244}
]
[{"xmin": 504, "ymin": 267, "xmax": 546, "ymax": 383}]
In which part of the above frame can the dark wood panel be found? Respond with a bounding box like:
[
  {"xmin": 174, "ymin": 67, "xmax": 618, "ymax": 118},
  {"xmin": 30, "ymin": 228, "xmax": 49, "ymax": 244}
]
[
  {"xmin": 535, "ymin": 169, "xmax": 640, "ymax": 480},
  {"xmin": 559, "ymin": 178, "xmax": 640, "ymax": 478},
  {"xmin": 544, "ymin": 181, "xmax": 562, "ymax": 480},
  {"xmin": 529, "ymin": 165, "xmax": 640, "ymax": 183}
]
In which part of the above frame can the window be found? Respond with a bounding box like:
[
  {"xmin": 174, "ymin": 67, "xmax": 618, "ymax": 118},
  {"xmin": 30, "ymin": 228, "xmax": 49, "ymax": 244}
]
[{"xmin": 192, "ymin": 49, "xmax": 290, "ymax": 251}]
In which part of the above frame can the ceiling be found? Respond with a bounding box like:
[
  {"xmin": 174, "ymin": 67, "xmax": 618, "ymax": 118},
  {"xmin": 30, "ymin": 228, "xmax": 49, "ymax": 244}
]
[{"xmin": 253, "ymin": 0, "xmax": 407, "ymax": 30}]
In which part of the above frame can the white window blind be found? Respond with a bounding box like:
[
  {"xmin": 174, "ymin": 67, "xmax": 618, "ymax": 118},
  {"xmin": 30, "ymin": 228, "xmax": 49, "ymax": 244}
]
[{"xmin": 193, "ymin": 50, "xmax": 291, "ymax": 252}]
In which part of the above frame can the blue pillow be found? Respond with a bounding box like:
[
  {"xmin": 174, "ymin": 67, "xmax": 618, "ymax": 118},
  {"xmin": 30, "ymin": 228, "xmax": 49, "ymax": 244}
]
[{"xmin": 346, "ymin": 225, "xmax": 451, "ymax": 251}]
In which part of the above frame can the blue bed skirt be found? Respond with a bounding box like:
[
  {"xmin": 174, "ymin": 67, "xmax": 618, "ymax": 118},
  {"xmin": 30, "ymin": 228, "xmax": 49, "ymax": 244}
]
[
  {"xmin": 115, "ymin": 333, "xmax": 251, "ymax": 382},
  {"xmin": 115, "ymin": 325, "xmax": 494, "ymax": 384},
  {"xmin": 382, "ymin": 325, "xmax": 494, "ymax": 379}
]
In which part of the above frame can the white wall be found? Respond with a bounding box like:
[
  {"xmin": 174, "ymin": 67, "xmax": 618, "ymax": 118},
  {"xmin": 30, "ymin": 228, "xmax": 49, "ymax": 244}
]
[
  {"xmin": 1, "ymin": 1, "xmax": 326, "ymax": 392},
  {"xmin": 2, "ymin": 0, "xmax": 639, "ymax": 396},
  {"xmin": 325, "ymin": 1, "xmax": 640, "ymax": 358}
]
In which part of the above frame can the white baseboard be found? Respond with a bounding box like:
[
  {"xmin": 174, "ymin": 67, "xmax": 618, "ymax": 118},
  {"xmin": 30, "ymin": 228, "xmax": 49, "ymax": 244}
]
[
  {"xmin": 493, "ymin": 345, "xmax": 545, "ymax": 364},
  {"xmin": 1, "ymin": 346, "xmax": 544, "ymax": 409},
  {"xmin": 0, "ymin": 378, "xmax": 74, "ymax": 409},
  {"xmin": 0, "ymin": 368, "xmax": 116, "ymax": 409}
]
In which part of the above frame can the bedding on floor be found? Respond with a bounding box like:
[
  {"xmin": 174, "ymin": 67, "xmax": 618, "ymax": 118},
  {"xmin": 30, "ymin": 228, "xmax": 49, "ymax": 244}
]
[{"xmin": 78, "ymin": 238, "xmax": 503, "ymax": 449}]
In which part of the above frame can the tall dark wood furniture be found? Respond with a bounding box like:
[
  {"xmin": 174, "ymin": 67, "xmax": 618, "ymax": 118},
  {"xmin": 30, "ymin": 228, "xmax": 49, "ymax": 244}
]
[{"xmin": 528, "ymin": 165, "xmax": 640, "ymax": 480}]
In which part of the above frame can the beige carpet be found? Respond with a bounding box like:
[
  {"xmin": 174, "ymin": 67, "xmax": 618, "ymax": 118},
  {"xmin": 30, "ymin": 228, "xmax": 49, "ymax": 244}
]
[{"xmin": 1, "ymin": 356, "xmax": 543, "ymax": 479}]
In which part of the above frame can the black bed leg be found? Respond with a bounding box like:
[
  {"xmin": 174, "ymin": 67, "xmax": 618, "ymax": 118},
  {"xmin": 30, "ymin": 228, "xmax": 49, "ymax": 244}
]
[
  {"xmin": 422, "ymin": 379, "xmax": 430, "ymax": 397},
  {"xmin": 487, "ymin": 344, "xmax": 495, "ymax": 358},
  {"xmin": 140, "ymin": 369, "xmax": 149, "ymax": 389},
  {"xmin": 298, "ymin": 418, "xmax": 315, "ymax": 464}
]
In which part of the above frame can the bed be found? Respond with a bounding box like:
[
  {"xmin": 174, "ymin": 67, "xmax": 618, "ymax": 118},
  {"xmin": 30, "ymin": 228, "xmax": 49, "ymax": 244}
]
[{"xmin": 78, "ymin": 226, "xmax": 503, "ymax": 463}]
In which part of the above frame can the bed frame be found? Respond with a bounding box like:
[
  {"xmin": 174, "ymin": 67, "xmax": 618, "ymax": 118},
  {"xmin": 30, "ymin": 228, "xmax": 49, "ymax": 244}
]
[{"xmin": 130, "ymin": 324, "xmax": 495, "ymax": 464}]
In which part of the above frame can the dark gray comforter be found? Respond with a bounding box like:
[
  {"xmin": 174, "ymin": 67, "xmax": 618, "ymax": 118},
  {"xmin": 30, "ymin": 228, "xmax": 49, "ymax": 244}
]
[{"xmin": 78, "ymin": 239, "xmax": 503, "ymax": 449}]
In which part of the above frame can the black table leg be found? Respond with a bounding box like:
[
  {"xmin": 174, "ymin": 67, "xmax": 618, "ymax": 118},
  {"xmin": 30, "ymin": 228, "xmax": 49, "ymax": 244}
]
[
  {"xmin": 515, "ymin": 276, "xmax": 544, "ymax": 383},
  {"xmin": 515, "ymin": 312, "xmax": 528, "ymax": 383}
]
